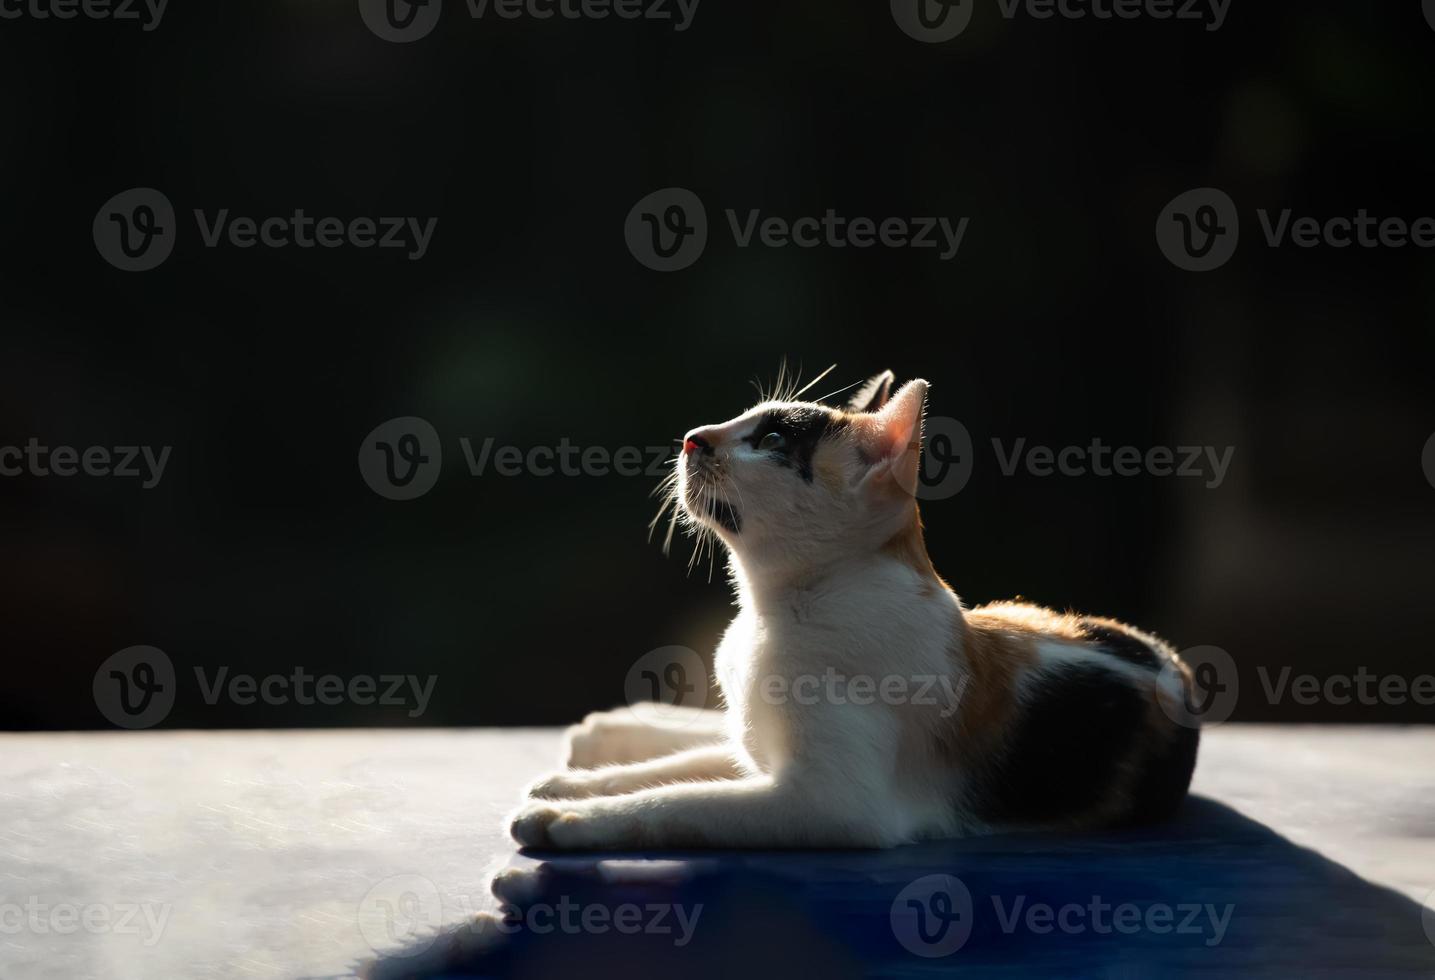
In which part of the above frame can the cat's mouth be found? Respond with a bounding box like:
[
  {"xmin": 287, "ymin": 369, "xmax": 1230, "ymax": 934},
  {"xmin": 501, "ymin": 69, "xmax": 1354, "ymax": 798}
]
[
  {"xmin": 682, "ymin": 473, "xmax": 742, "ymax": 534},
  {"xmin": 703, "ymin": 496, "xmax": 742, "ymax": 534}
]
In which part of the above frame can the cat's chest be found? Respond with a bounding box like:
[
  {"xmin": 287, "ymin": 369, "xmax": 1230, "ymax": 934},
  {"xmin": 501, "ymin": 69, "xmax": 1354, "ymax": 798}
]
[{"xmin": 714, "ymin": 609, "xmax": 856, "ymax": 770}]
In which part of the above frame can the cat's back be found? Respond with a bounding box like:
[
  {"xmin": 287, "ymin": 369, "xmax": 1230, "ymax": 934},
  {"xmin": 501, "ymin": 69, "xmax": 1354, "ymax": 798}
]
[{"xmin": 947, "ymin": 601, "xmax": 1200, "ymax": 830}]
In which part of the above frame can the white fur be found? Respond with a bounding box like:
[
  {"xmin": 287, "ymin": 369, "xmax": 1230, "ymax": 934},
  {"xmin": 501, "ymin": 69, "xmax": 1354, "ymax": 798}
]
[
  {"xmin": 510, "ymin": 377, "xmax": 1183, "ymax": 849},
  {"xmin": 512, "ymin": 380, "xmax": 991, "ymax": 849}
]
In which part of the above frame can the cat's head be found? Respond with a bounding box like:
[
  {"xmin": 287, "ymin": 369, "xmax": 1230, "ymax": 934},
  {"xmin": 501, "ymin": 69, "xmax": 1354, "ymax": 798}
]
[{"xmin": 661, "ymin": 369, "xmax": 930, "ymax": 578}]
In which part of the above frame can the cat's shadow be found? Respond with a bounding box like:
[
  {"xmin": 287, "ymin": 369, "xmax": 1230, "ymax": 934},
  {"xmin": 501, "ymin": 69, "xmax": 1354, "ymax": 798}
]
[{"xmin": 360, "ymin": 796, "xmax": 1435, "ymax": 979}]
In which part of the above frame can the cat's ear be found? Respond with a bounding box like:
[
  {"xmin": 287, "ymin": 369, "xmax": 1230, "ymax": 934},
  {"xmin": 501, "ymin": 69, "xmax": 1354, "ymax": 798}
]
[
  {"xmin": 859, "ymin": 379, "xmax": 928, "ymax": 494},
  {"xmin": 847, "ymin": 370, "xmax": 895, "ymax": 413}
]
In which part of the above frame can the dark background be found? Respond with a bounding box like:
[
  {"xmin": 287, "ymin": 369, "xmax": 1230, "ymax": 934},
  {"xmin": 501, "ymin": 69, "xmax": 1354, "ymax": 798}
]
[{"xmin": 1, "ymin": 0, "xmax": 1431, "ymax": 728}]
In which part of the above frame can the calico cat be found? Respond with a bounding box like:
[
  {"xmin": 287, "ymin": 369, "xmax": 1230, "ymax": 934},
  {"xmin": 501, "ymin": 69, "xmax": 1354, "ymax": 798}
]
[{"xmin": 510, "ymin": 371, "xmax": 1199, "ymax": 850}]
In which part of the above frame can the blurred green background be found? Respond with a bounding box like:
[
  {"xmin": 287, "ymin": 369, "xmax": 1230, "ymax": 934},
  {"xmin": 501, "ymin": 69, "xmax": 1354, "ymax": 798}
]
[{"xmin": 0, "ymin": 0, "xmax": 1431, "ymax": 726}]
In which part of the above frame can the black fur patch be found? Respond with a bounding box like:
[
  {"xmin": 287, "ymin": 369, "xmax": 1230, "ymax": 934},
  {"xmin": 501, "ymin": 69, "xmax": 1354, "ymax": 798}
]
[
  {"xmin": 969, "ymin": 664, "xmax": 1147, "ymax": 825},
  {"xmin": 708, "ymin": 497, "xmax": 741, "ymax": 533},
  {"xmin": 1122, "ymin": 723, "xmax": 1200, "ymax": 825},
  {"xmin": 1080, "ymin": 620, "xmax": 1162, "ymax": 671},
  {"xmin": 745, "ymin": 407, "xmax": 846, "ymax": 483}
]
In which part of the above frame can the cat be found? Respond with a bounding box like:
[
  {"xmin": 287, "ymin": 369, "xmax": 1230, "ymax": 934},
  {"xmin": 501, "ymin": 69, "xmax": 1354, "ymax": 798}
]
[{"xmin": 510, "ymin": 370, "xmax": 1200, "ymax": 850}]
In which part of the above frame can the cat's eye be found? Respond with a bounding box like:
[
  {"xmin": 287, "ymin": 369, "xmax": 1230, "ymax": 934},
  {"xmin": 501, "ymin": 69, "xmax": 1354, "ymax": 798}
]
[{"xmin": 758, "ymin": 431, "xmax": 786, "ymax": 452}]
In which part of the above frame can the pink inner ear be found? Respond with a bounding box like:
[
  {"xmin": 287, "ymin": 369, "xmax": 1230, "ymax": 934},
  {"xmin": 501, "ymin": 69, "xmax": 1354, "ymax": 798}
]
[{"xmin": 869, "ymin": 380, "xmax": 927, "ymax": 460}]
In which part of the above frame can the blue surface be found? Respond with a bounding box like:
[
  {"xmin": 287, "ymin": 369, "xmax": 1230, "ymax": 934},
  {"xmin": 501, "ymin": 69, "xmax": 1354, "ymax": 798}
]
[{"xmin": 367, "ymin": 796, "xmax": 1435, "ymax": 979}]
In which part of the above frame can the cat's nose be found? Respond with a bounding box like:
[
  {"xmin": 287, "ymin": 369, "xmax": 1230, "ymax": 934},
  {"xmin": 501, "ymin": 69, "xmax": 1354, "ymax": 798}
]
[{"xmin": 683, "ymin": 428, "xmax": 716, "ymax": 455}]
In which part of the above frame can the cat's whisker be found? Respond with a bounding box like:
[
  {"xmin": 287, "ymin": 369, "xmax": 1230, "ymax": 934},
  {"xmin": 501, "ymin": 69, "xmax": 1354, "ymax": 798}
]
[
  {"xmin": 789, "ymin": 363, "xmax": 837, "ymax": 401},
  {"xmin": 812, "ymin": 376, "xmax": 865, "ymax": 405}
]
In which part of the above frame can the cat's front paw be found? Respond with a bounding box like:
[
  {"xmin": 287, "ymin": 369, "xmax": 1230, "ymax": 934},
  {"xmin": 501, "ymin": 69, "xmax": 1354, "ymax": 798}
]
[
  {"xmin": 509, "ymin": 801, "xmax": 637, "ymax": 851},
  {"xmin": 509, "ymin": 802, "xmax": 568, "ymax": 848},
  {"xmin": 563, "ymin": 712, "xmax": 634, "ymax": 769},
  {"xmin": 526, "ymin": 771, "xmax": 602, "ymax": 800}
]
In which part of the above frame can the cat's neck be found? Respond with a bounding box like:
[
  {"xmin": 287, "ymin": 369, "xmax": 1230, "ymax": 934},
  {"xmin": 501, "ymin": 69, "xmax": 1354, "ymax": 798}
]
[{"xmin": 729, "ymin": 545, "xmax": 950, "ymax": 620}]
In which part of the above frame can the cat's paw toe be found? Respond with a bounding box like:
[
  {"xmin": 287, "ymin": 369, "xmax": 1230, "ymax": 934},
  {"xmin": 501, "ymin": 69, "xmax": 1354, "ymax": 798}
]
[
  {"xmin": 509, "ymin": 803, "xmax": 565, "ymax": 848},
  {"xmin": 526, "ymin": 772, "xmax": 593, "ymax": 800},
  {"xmin": 491, "ymin": 865, "xmax": 547, "ymax": 905}
]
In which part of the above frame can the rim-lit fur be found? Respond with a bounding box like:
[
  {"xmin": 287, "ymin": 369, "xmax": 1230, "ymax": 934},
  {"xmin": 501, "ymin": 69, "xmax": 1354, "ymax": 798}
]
[{"xmin": 513, "ymin": 372, "xmax": 1200, "ymax": 850}]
